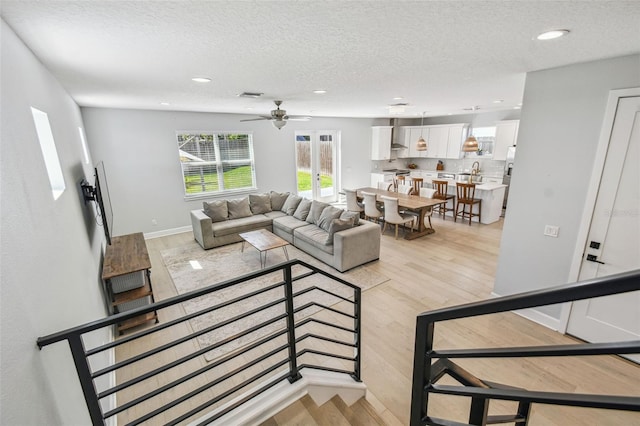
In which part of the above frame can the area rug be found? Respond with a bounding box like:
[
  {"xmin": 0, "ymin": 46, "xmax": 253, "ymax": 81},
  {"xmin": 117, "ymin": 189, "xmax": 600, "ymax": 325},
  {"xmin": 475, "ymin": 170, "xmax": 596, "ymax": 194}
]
[{"xmin": 161, "ymin": 240, "xmax": 389, "ymax": 361}]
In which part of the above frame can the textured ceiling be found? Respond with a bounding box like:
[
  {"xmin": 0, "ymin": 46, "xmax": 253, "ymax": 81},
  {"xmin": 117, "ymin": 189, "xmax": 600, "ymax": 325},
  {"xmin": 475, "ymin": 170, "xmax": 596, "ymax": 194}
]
[{"xmin": 2, "ymin": 1, "xmax": 639, "ymax": 119}]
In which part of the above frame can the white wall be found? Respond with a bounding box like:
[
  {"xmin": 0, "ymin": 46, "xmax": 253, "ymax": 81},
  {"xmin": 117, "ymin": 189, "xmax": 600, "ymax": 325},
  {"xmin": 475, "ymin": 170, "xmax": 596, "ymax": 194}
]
[
  {"xmin": 81, "ymin": 108, "xmax": 381, "ymax": 236},
  {"xmin": 0, "ymin": 20, "xmax": 112, "ymax": 425},
  {"xmin": 494, "ymin": 54, "xmax": 640, "ymax": 322}
]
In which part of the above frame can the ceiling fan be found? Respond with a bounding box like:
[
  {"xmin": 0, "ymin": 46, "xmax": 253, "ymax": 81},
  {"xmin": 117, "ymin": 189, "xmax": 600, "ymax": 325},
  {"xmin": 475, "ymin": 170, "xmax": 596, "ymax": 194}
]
[{"xmin": 240, "ymin": 100, "xmax": 311, "ymax": 129}]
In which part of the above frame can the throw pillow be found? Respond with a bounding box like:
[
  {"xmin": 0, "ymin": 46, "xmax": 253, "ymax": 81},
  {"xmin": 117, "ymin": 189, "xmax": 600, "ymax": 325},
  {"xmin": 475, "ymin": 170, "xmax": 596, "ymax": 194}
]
[
  {"xmin": 270, "ymin": 191, "xmax": 290, "ymax": 211},
  {"xmin": 325, "ymin": 217, "xmax": 355, "ymax": 245},
  {"xmin": 203, "ymin": 200, "xmax": 228, "ymax": 222},
  {"xmin": 249, "ymin": 193, "xmax": 272, "ymax": 214},
  {"xmin": 227, "ymin": 197, "xmax": 253, "ymax": 219},
  {"xmin": 340, "ymin": 210, "xmax": 360, "ymax": 226},
  {"xmin": 317, "ymin": 206, "xmax": 344, "ymax": 231},
  {"xmin": 281, "ymin": 194, "xmax": 302, "ymax": 215},
  {"xmin": 306, "ymin": 200, "xmax": 330, "ymax": 224},
  {"xmin": 293, "ymin": 198, "xmax": 312, "ymax": 221}
]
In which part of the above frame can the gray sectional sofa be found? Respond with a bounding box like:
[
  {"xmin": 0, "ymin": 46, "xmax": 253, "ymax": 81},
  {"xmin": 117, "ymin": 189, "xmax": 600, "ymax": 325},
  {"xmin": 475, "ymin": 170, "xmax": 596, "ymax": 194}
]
[{"xmin": 190, "ymin": 191, "xmax": 381, "ymax": 272}]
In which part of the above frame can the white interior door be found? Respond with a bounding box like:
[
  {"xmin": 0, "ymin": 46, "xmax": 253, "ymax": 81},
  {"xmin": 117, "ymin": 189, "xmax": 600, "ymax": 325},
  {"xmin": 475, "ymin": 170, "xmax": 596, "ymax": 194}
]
[
  {"xmin": 295, "ymin": 131, "xmax": 339, "ymax": 202},
  {"xmin": 567, "ymin": 95, "xmax": 640, "ymax": 363}
]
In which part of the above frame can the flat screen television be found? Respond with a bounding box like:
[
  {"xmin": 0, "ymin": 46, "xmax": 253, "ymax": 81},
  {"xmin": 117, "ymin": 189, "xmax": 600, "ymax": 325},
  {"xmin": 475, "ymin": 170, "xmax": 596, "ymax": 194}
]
[{"xmin": 81, "ymin": 161, "xmax": 114, "ymax": 245}]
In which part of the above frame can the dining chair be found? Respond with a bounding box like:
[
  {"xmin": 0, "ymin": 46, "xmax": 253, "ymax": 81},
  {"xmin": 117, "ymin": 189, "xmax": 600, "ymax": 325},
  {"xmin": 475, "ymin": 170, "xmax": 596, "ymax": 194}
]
[
  {"xmin": 377, "ymin": 181, "xmax": 393, "ymax": 191},
  {"xmin": 393, "ymin": 175, "xmax": 406, "ymax": 191},
  {"xmin": 411, "ymin": 177, "xmax": 424, "ymax": 195},
  {"xmin": 380, "ymin": 196, "xmax": 415, "ymax": 239},
  {"xmin": 362, "ymin": 191, "xmax": 384, "ymax": 224},
  {"xmin": 343, "ymin": 188, "xmax": 364, "ymax": 215},
  {"xmin": 455, "ymin": 182, "xmax": 482, "ymax": 225},
  {"xmin": 396, "ymin": 184, "xmax": 414, "ymax": 195},
  {"xmin": 432, "ymin": 179, "xmax": 455, "ymax": 219},
  {"xmin": 419, "ymin": 187, "xmax": 436, "ymax": 229}
]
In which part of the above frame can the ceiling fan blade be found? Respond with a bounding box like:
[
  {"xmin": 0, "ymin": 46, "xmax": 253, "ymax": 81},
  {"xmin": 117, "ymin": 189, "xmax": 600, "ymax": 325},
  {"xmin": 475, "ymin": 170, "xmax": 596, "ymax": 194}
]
[
  {"xmin": 240, "ymin": 116, "xmax": 271, "ymax": 122},
  {"xmin": 287, "ymin": 116, "xmax": 312, "ymax": 121}
]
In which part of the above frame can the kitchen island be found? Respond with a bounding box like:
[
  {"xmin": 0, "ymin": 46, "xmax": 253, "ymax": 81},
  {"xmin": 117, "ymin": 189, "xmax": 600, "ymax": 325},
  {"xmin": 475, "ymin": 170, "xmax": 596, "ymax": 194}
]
[{"xmin": 437, "ymin": 180, "xmax": 506, "ymax": 224}]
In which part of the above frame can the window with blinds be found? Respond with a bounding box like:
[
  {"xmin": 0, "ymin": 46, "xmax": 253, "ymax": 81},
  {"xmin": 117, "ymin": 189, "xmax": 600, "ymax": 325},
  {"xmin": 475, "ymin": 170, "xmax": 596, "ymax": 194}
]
[{"xmin": 176, "ymin": 132, "xmax": 256, "ymax": 196}]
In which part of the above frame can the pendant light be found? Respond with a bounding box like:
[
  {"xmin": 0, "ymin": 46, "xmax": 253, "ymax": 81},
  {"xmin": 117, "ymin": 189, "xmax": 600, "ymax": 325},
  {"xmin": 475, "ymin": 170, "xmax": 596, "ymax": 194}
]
[
  {"xmin": 462, "ymin": 134, "xmax": 479, "ymax": 152},
  {"xmin": 416, "ymin": 111, "xmax": 428, "ymax": 151}
]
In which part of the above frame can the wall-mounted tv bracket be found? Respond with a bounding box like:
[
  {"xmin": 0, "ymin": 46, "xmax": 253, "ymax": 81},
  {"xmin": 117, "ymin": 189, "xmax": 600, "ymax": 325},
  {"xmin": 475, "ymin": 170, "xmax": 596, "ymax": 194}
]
[{"xmin": 80, "ymin": 179, "xmax": 96, "ymax": 203}]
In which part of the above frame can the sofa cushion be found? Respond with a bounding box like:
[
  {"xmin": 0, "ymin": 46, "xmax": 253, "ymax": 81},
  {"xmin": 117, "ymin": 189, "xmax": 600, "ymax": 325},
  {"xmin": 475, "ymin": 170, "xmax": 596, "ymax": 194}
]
[
  {"xmin": 249, "ymin": 193, "xmax": 272, "ymax": 214},
  {"xmin": 203, "ymin": 200, "xmax": 228, "ymax": 222},
  {"xmin": 269, "ymin": 191, "xmax": 290, "ymax": 211},
  {"xmin": 294, "ymin": 224, "xmax": 334, "ymax": 255},
  {"xmin": 227, "ymin": 197, "xmax": 253, "ymax": 219},
  {"xmin": 293, "ymin": 198, "xmax": 312, "ymax": 221},
  {"xmin": 211, "ymin": 215, "xmax": 271, "ymax": 237},
  {"xmin": 264, "ymin": 210, "xmax": 287, "ymax": 219},
  {"xmin": 326, "ymin": 217, "xmax": 356, "ymax": 244},
  {"xmin": 281, "ymin": 194, "xmax": 302, "ymax": 215},
  {"xmin": 306, "ymin": 200, "xmax": 330, "ymax": 225},
  {"xmin": 272, "ymin": 215, "xmax": 309, "ymax": 235},
  {"xmin": 340, "ymin": 210, "xmax": 360, "ymax": 226},
  {"xmin": 317, "ymin": 206, "xmax": 344, "ymax": 231}
]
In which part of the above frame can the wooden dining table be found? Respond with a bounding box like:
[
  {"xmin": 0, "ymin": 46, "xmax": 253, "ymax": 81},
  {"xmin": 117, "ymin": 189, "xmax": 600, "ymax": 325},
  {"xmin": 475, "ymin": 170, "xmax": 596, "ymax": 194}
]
[{"xmin": 355, "ymin": 187, "xmax": 447, "ymax": 240}]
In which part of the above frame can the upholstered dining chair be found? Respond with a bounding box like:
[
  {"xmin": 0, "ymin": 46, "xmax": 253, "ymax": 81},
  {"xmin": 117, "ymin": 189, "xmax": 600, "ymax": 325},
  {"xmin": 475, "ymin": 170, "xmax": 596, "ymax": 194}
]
[
  {"xmin": 380, "ymin": 196, "xmax": 415, "ymax": 239},
  {"xmin": 432, "ymin": 179, "xmax": 455, "ymax": 219},
  {"xmin": 362, "ymin": 191, "xmax": 384, "ymax": 224},
  {"xmin": 419, "ymin": 187, "xmax": 437, "ymax": 229},
  {"xmin": 377, "ymin": 181, "xmax": 393, "ymax": 191},
  {"xmin": 455, "ymin": 182, "xmax": 482, "ymax": 225},
  {"xmin": 343, "ymin": 188, "xmax": 364, "ymax": 215},
  {"xmin": 396, "ymin": 184, "xmax": 414, "ymax": 195}
]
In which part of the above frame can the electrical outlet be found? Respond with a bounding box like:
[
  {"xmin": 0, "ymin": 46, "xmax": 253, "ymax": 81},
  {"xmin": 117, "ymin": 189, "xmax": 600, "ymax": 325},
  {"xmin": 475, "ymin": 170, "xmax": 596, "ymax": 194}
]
[{"xmin": 544, "ymin": 225, "xmax": 559, "ymax": 237}]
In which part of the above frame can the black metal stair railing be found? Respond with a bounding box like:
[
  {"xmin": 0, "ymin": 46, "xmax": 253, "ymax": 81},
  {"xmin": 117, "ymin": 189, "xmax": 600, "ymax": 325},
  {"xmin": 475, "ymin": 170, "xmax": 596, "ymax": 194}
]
[
  {"xmin": 37, "ymin": 259, "xmax": 362, "ymax": 426},
  {"xmin": 410, "ymin": 269, "xmax": 640, "ymax": 426}
]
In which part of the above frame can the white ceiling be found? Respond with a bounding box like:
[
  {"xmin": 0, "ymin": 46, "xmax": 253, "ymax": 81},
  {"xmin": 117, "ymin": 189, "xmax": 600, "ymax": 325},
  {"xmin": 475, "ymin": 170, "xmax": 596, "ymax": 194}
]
[{"xmin": 2, "ymin": 1, "xmax": 639, "ymax": 119}]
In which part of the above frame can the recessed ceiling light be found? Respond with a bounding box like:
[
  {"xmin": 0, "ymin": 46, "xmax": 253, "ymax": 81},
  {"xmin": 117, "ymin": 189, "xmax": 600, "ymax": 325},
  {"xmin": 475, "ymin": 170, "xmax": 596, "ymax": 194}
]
[
  {"xmin": 393, "ymin": 97, "xmax": 404, "ymax": 100},
  {"xmin": 514, "ymin": 106, "xmax": 522, "ymax": 110},
  {"xmin": 537, "ymin": 30, "xmax": 569, "ymax": 40},
  {"xmin": 313, "ymin": 90, "xmax": 327, "ymax": 94},
  {"xmin": 493, "ymin": 100, "xmax": 504, "ymax": 104},
  {"xmin": 192, "ymin": 77, "xmax": 212, "ymax": 83},
  {"xmin": 160, "ymin": 102, "xmax": 170, "ymax": 106}
]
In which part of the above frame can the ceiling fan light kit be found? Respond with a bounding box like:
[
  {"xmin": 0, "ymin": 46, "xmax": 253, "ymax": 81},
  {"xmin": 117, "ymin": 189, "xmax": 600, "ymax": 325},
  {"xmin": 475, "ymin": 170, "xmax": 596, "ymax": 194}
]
[{"xmin": 272, "ymin": 120, "xmax": 286, "ymax": 130}]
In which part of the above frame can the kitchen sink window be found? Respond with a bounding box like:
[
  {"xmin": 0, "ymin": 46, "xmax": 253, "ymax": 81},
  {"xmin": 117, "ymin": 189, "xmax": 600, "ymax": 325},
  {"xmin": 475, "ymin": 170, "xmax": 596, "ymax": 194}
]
[{"xmin": 469, "ymin": 126, "xmax": 496, "ymax": 156}]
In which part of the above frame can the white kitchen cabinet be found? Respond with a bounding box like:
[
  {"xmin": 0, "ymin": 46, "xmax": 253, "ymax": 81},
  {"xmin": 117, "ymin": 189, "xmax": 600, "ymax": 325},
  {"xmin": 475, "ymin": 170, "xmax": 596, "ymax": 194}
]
[
  {"xmin": 483, "ymin": 177, "xmax": 503, "ymax": 184},
  {"xmin": 371, "ymin": 126, "xmax": 392, "ymax": 160},
  {"xmin": 493, "ymin": 120, "xmax": 519, "ymax": 161},
  {"xmin": 446, "ymin": 124, "xmax": 469, "ymax": 159},
  {"xmin": 425, "ymin": 125, "xmax": 449, "ymax": 158}
]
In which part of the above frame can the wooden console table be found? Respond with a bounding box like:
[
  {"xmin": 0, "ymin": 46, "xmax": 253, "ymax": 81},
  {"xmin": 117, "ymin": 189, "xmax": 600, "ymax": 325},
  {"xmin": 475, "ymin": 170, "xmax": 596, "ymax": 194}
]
[{"xmin": 102, "ymin": 232, "xmax": 158, "ymax": 334}]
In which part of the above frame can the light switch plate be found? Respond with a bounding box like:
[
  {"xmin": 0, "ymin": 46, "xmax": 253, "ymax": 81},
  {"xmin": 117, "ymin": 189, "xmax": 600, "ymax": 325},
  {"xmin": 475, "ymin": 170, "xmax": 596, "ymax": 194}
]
[{"xmin": 544, "ymin": 225, "xmax": 559, "ymax": 237}]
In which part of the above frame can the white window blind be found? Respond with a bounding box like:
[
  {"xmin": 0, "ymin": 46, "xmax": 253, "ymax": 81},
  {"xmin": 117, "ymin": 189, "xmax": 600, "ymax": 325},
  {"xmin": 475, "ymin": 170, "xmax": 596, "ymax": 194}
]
[{"xmin": 177, "ymin": 132, "xmax": 256, "ymax": 196}]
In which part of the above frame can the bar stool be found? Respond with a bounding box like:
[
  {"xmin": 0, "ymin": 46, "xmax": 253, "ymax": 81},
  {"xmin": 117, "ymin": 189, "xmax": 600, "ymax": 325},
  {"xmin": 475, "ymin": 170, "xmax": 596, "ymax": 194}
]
[
  {"xmin": 455, "ymin": 182, "xmax": 482, "ymax": 225},
  {"xmin": 411, "ymin": 177, "xmax": 423, "ymax": 195},
  {"xmin": 393, "ymin": 175, "xmax": 406, "ymax": 190},
  {"xmin": 432, "ymin": 180, "xmax": 455, "ymax": 219}
]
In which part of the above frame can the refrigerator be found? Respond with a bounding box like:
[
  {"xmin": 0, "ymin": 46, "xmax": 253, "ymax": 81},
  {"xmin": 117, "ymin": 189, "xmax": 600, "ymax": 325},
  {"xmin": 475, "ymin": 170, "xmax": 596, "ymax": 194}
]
[{"xmin": 502, "ymin": 146, "xmax": 516, "ymax": 209}]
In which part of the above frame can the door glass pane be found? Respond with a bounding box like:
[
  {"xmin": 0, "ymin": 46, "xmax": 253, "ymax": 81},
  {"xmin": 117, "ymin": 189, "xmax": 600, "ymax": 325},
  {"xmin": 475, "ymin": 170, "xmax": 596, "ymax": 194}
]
[
  {"xmin": 319, "ymin": 134, "xmax": 335, "ymax": 198},
  {"xmin": 295, "ymin": 134, "xmax": 312, "ymax": 198}
]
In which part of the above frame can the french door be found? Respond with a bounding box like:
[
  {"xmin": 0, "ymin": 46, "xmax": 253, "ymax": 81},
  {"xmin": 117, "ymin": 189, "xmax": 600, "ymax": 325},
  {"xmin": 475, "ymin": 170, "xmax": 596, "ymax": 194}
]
[
  {"xmin": 294, "ymin": 131, "xmax": 339, "ymax": 202},
  {"xmin": 566, "ymin": 94, "xmax": 640, "ymax": 363}
]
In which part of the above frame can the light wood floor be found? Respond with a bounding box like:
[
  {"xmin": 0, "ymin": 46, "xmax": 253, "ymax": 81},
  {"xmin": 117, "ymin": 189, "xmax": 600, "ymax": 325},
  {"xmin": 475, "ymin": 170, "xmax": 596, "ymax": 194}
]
[{"xmin": 114, "ymin": 217, "xmax": 640, "ymax": 425}]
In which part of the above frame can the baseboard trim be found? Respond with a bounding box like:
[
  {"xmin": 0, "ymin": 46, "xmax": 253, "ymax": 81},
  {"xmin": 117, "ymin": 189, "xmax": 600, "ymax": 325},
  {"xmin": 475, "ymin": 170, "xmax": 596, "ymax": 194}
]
[
  {"xmin": 143, "ymin": 226, "xmax": 192, "ymax": 240},
  {"xmin": 490, "ymin": 292, "xmax": 562, "ymax": 331},
  {"xmin": 190, "ymin": 368, "xmax": 367, "ymax": 426}
]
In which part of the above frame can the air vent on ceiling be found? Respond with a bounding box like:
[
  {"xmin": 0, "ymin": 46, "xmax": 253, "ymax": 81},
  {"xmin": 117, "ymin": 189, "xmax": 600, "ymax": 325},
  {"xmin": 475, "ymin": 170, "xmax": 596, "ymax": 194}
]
[{"xmin": 238, "ymin": 92, "xmax": 264, "ymax": 98}]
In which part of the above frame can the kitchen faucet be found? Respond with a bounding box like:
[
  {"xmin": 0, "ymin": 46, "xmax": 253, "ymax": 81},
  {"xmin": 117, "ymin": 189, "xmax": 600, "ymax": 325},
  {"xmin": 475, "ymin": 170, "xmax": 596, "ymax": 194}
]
[{"xmin": 471, "ymin": 161, "xmax": 480, "ymax": 175}]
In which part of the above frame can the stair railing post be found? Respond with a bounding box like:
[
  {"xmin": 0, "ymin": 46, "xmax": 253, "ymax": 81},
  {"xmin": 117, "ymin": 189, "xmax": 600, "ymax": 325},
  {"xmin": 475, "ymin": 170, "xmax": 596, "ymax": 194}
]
[
  {"xmin": 67, "ymin": 333, "xmax": 104, "ymax": 425},
  {"xmin": 283, "ymin": 263, "xmax": 302, "ymax": 383},
  {"xmin": 410, "ymin": 316, "xmax": 434, "ymax": 426},
  {"xmin": 352, "ymin": 287, "xmax": 362, "ymax": 382}
]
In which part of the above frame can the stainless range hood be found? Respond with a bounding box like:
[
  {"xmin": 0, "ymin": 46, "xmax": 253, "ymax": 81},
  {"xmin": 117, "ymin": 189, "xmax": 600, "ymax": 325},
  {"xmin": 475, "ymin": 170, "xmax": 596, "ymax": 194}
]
[{"xmin": 390, "ymin": 118, "xmax": 407, "ymax": 150}]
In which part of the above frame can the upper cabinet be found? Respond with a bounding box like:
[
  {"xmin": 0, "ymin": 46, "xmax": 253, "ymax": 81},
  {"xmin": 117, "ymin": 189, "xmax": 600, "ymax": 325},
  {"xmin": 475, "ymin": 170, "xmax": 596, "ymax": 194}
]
[
  {"xmin": 446, "ymin": 124, "xmax": 468, "ymax": 159},
  {"xmin": 371, "ymin": 126, "xmax": 392, "ymax": 160},
  {"xmin": 404, "ymin": 126, "xmax": 429, "ymax": 158},
  {"xmin": 493, "ymin": 120, "xmax": 519, "ymax": 161}
]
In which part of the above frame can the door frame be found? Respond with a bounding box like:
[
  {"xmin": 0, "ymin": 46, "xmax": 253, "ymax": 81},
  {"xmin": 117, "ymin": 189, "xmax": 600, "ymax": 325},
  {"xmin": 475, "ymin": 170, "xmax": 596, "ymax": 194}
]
[
  {"xmin": 558, "ymin": 87, "xmax": 640, "ymax": 333},
  {"xmin": 294, "ymin": 130, "xmax": 341, "ymax": 202}
]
